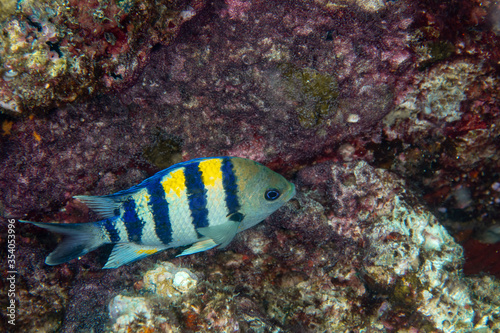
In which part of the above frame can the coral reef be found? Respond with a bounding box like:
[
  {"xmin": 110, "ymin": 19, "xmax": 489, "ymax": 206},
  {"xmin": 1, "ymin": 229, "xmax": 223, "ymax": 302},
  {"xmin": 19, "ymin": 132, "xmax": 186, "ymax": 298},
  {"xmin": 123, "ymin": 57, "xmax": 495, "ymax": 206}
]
[
  {"xmin": 291, "ymin": 161, "xmax": 477, "ymax": 331},
  {"xmin": 108, "ymin": 263, "xmax": 199, "ymax": 331},
  {"xmin": 379, "ymin": 0, "xmax": 500, "ymax": 271},
  {"xmin": 374, "ymin": 0, "xmax": 500, "ymax": 276},
  {"xmin": 0, "ymin": 0, "xmax": 204, "ymax": 114},
  {"xmin": 279, "ymin": 63, "xmax": 339, "ymax": 128},
  {"xmin": 466, "ymin": 275, "xmax": 500, "ymax": 330},
  {"xmin": 0, "ymin": 0, "xmax": 17, "ymax": 22}
]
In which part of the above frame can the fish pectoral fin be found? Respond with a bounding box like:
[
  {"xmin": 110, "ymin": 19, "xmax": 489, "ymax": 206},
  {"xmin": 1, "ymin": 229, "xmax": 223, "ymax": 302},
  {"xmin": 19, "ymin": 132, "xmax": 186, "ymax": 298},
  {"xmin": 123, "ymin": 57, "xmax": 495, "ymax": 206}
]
[
  {"xmin": 74, "ymin": 195, "xmax": 122, "ymax": 219},
  {"xmin": 197, "ymin": 221, "xmax": 241, "ymax": 249},
  {"xmin": 176, "ymin": 239, "xmax": 218, "ymax": 257},
  {"xmin": 103, "ymin": 243, "xmax": 165, "ymax": 269}
]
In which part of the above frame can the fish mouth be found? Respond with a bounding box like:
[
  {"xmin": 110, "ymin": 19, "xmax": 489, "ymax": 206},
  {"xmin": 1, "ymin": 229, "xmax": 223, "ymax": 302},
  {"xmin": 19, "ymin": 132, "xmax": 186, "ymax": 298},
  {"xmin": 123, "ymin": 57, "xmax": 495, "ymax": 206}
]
[{"xmin": 285, "ymin": 182, "xmax": 296, "ymax": 201}]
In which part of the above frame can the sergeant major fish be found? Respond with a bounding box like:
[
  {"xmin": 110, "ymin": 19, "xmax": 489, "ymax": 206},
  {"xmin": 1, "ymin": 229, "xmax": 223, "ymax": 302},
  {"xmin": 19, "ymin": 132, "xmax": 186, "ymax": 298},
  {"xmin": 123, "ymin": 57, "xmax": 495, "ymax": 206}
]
[{"xmin": 21, "ymin": 157, "xmax": 296, "ymax": 269}]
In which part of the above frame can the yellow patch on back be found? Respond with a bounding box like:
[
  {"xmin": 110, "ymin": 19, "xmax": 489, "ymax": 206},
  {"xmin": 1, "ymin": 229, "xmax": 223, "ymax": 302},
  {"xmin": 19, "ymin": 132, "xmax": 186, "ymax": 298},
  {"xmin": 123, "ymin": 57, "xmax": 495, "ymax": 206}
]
[
  {"xmin": 161, "ymin": 168, "xmax": 186, "ymax": 198},
  {"xmin": 198, "ymin": 158, "xmax": 222, "ymax": 187},
  {"xmin": 136, "ymin": 248, "xmax": 158, "ymax": 255}
]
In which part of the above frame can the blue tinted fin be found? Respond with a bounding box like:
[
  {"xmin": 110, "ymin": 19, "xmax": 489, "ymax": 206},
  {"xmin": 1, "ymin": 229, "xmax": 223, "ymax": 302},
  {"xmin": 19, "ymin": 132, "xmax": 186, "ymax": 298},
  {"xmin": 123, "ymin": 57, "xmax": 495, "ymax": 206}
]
[
  {"xmin": 74, "ymin": 195, "xmax": 121, "ymax": 219},
  {"xmin": 176, "ymin": 238, "xmax": 218, "ymax": 257},
  {"xmin": 197, "ymin": 221, "xmax": 241, "ymax": 249},
  {"xmin": 103, "ymin": 243, "xmax": 165, "ymax": 269},
  {"xmin": 19, "ymin": 220, "xmax": 104, "ymax": 265}
]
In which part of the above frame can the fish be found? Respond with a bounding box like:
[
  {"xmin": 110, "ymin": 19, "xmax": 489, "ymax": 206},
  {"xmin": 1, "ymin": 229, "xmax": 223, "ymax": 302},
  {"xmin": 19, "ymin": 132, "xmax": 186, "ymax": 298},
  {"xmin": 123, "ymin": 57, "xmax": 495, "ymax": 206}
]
[{"xmin": 20, "ymin": 157, "xmax": 295, "ymax": 269}]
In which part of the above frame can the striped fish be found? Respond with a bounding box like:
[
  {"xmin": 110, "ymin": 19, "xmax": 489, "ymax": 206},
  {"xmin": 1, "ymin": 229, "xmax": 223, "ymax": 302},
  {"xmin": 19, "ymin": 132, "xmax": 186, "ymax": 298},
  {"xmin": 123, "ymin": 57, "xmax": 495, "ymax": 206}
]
[{"xmin": 21, "ymin": 157, "xmax": 295, "ymax": 269}]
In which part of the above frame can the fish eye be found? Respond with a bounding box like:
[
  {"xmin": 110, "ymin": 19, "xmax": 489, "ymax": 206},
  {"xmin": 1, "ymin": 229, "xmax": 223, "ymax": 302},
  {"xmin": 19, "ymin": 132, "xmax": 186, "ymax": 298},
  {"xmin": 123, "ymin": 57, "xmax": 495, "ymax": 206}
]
[{"xmin": 264, "ymin": 189, "xmax": 281, "ymax": 201}]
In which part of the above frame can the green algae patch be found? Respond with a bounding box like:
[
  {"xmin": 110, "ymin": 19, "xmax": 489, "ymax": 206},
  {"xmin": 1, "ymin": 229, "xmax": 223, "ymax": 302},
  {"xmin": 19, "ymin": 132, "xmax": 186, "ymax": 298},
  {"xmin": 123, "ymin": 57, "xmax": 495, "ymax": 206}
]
[
  {"xmin": 143, "ymin": 131, "xmax": 182, "ymax": 169},
  {"xmin": 280, "ymin": 64, "xmax": 339, "ymax": 128}
]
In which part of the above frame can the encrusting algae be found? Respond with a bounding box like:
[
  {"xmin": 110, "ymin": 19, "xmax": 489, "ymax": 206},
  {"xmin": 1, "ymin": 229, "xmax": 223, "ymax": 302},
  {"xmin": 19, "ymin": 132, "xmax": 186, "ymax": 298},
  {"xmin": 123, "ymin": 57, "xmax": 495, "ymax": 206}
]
[{"xmin": 279, "ymin": 63, "xmax": 339, "ymax": 128}]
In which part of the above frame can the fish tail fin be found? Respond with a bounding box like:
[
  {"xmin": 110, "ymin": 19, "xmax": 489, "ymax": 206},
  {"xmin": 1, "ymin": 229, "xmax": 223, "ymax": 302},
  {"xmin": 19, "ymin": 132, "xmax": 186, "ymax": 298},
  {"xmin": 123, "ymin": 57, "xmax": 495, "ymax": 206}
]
[{"xmin": 20, "ymin": 220, "xmax": 105, "ymax": 265}]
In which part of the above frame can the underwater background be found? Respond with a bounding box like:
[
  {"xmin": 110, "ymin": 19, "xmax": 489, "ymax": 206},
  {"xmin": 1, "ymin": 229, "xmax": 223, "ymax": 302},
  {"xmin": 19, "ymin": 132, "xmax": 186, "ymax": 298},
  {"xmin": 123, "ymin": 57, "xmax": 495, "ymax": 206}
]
[{"xmin": 1, "ymin": 0, "xmax": 500, "ymax": 331}]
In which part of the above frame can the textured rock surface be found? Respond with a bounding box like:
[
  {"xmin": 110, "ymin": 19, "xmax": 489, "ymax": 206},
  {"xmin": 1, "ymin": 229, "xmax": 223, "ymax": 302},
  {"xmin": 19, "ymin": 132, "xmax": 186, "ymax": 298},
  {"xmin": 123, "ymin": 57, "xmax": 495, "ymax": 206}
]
[
  {"xmin": 1, "ymin": 0, "xmax": 417, "ymax": 218},
  {"xmin": 0, "ymin": 0, "xmax": 204, "ymax": 113},
  {"xmin": 377, "ymin": 0, "xmax": 500, "ymax": 263}
]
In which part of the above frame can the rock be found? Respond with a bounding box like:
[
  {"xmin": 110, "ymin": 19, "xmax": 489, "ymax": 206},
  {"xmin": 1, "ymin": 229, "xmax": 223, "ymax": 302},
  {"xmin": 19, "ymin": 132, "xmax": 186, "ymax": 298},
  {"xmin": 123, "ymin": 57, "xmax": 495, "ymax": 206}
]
[{"xmin": 142, "ymin": 262, "xmax": 198, "ymax": 298}]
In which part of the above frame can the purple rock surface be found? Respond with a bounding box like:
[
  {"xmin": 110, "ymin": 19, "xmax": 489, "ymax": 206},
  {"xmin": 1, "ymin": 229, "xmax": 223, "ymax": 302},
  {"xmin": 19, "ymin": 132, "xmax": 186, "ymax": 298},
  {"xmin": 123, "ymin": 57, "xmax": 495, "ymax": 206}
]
[{"xmin": 1, "ymin": 0, "xmax": 417, "ymax": 218}]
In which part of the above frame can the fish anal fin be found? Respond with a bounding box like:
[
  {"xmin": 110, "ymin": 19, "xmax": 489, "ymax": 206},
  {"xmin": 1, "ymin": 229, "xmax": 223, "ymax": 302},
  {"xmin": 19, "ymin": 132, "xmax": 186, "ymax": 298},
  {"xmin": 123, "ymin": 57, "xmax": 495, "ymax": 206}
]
[
  {"xmin": 103, "ymin": 243, "xmax": 165, "ymax": 269},
  {"xmin": 176, "ymin": 239, "xmax": 218, "ymax": 257}
]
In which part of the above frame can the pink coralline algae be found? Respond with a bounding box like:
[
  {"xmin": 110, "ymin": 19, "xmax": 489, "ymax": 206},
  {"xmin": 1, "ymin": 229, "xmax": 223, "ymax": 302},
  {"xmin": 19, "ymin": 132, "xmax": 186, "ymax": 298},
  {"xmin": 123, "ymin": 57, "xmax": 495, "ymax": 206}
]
[
  {"xmin": 0, "ymin": 0, "xmax": 204, "ymax": 114},
  {"xmin": 1, "ymin": 0, "xmax": 500, "ymax": 331}
]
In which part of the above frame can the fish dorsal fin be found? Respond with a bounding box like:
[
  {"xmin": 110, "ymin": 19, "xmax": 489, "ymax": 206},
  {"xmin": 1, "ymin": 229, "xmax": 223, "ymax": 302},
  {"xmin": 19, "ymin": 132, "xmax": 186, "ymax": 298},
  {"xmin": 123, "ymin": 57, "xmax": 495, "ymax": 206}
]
[
  {"xmin": 176, "ymin": 238, "xmax": 218, "ymax": 257},
  {"xmin": 74, "ymin": 158, "xmax": 219, "ymax": 218},
  {"xmin": 197, "ymin": 220, "xmax": 241, "ymax": 249},
  {"xmin": 74, "ymin": 195, "xmax": 123, "ymax": 219},
  {"xmin": 103, "ymin": 243, "xmax": 165, "ymax": 269}
]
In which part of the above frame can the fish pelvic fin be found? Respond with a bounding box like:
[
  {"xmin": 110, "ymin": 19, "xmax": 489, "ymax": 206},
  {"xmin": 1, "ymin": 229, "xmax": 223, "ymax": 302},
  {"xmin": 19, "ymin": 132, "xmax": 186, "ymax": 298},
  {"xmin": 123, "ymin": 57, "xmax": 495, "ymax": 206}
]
[
  {"xmin": 197, "ymin": 220, "xmax": 241, "ymax": 249},
  {"xmin": 20, "ymin": 220, "xmax": 104, "ymax": 266}
]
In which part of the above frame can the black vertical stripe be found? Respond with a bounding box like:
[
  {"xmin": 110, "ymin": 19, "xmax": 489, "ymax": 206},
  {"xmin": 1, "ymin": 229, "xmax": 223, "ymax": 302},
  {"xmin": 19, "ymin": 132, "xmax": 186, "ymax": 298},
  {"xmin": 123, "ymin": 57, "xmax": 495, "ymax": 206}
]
[
  {"xmin": 221, "ymin": 158, "xmax": 241, "ymax": 215},
  {"xmin": 122, "ymin": 199, "xmax": 144, "ymax": 243},
  {"xmin": 101, "ymin": 218, "xmax": 121, "ymax": 243},
  {"xmin": 184, "ymin": 162, "xmax": 209, "ymax": 230},
  {"xmin": 146, "ymin": 181, "xmax": 173, "ymax": 245}
]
